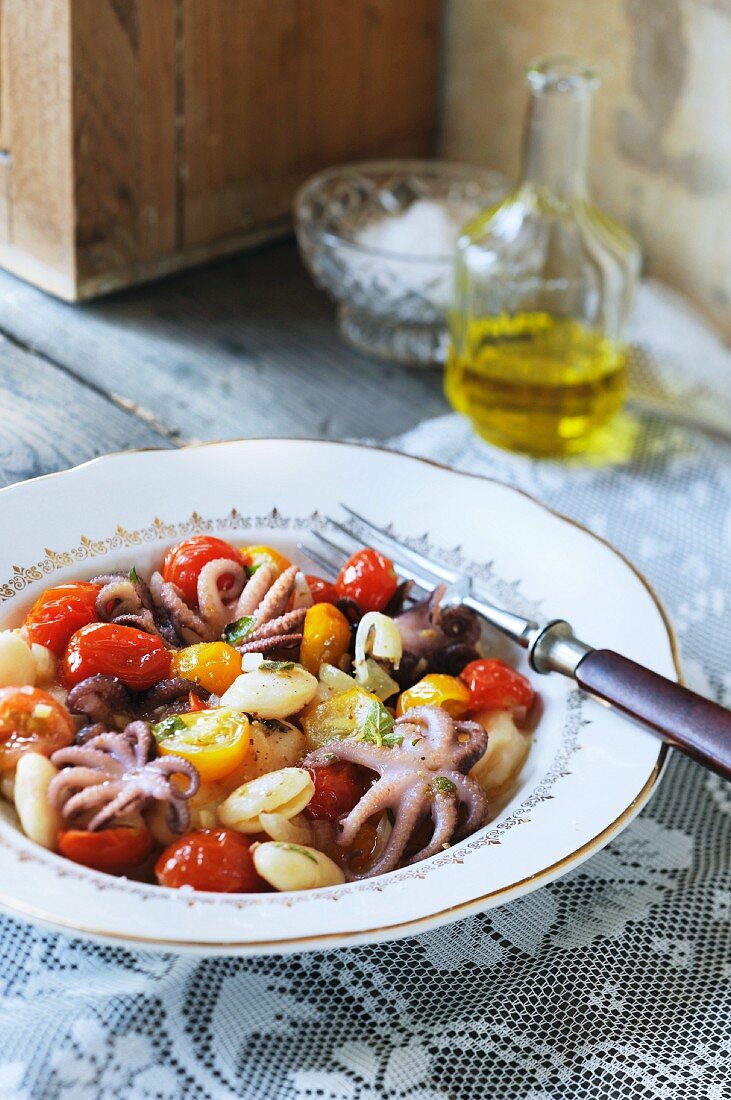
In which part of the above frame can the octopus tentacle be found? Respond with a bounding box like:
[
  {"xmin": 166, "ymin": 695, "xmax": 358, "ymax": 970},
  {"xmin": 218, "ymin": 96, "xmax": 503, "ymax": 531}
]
[
  {"xmin": 196, "ymin": 557, "xmax": 247, "ymax": 631},
  {"xmin": 444, "ymin": 771, "xmax": 488, "ymax": 839},
  {"xmin": 358, "ymin": 786, "xmax": 431, "ymax": 879},
  {"xmin": 338, "ymin": 780, "xmax": 401, "ymax": 846},
  {"xmin": 245, "ymin": 608, "xmax": 306, "ymax": 643},
  {"xmin": 237, "ymin": 632, "xmax": 303, "ymax": 655},
  {"xmin": 253, "ymin": 565, "xmax": 298, "ymax": 625},
  {"xmin": 66, "ymin": 675, "xmax": 131, "ymax": 728},
  {"xmin": 233, "ymin": 563, "xmax": 277, "ymax": 618},
  {"xmin": 150, "ymin": 571, "xmax": 212, "ymax": 644},
  {"xmin": 113, "ymin": 610, "xmax": 161, "ymax": 637},
  {"xmin": 405, "ymin": 791, "xmax": 458, "ymax": 865},
  {"xmin": 147, "ymin": 755, "xmax": 199, "ymax": 797},
  {"xmin": 95, "ymin": 579, "xmax": 142, "ymax": 621}
]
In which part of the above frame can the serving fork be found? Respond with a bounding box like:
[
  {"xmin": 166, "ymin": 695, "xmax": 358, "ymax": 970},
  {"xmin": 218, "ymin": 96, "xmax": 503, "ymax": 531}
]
[{"xmin": 301, "ymin": 506, "xmax": 731, "ymax": 782}]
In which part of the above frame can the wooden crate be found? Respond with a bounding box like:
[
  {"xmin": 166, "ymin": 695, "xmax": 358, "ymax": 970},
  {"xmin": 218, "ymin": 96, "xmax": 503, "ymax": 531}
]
[{"xmin": 0, "ymin": 0, "xmax": 440, "ymax": 300}]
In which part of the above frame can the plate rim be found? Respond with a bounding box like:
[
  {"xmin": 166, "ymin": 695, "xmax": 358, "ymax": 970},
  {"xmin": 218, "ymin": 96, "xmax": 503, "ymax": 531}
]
[{"xmin": 0, "ymin": 438, "xmax": 676, "ymax": 952}]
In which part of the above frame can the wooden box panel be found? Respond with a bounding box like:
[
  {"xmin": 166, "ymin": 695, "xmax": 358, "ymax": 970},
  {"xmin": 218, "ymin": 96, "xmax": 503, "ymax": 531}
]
[{"xmin": 0, "ymin": 0, "xmax": 440, "ymax": 300}]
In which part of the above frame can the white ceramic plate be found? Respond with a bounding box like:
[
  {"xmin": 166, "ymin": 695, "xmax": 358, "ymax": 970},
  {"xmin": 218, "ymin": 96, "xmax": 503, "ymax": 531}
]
[{"xmin": 0, "ymin": 440, "xmax": 675, "ymax": 954}]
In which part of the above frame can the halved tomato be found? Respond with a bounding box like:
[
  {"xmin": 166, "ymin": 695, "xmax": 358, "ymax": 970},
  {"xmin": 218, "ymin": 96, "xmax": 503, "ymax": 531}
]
[
  {"xmin": 0, "ymin": 686, "xmax": 75, "ymax": 770},
  {"xmin": 154, "ymin": 707, "xmax": 251, "ymax": 782}
]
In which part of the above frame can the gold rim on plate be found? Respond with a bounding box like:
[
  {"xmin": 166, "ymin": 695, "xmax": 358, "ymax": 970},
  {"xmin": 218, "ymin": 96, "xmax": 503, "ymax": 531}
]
[{"xmin": 0, "ymin": 438, "xmax": 677, "ymax": 951}]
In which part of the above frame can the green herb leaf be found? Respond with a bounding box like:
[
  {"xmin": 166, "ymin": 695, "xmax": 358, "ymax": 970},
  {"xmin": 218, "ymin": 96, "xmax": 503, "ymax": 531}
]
[
  {"xmin": 358, "ymin": 699, "xmax": 401, "ymax": 748},
  {"xmin": 247, "ymin": 562, "xmax": 263, "ymax": 577},
  {"xmin": 223, "ymin": 615, "xmax": 256, "ymax": 645},
  {"xmin": 279, "ymin": 843, "xmax": 317, "ymax": 863},
  {"xmin": 128, "ymin": 566, "xmax": 140, "ymax": 586},
  {"xmin": 260, "ymin": 660, "xmax": 296, "ymax": 672},
  {"xmin": 153, "ymin": 714, "xmax": 187, "ymax": 742},
  {"xmin": 431, "ymin": 776, "xmax": 457, "ymax": 795}
]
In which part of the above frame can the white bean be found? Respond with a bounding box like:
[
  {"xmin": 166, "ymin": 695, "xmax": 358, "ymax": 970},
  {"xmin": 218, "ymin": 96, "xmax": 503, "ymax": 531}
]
[
  {"xmin": 470, "ymin": 708, "xmax": 532, "ymax": 799},
  {"xmin": 0, "ymin": 631, "xmax": 36, "ymax": 687},
  {"xmin": 31, "ymin": 643, "xmax": 56, "ymax": 685},
  {"xmin": 14, "ymin": 752, "xmax": 61, "ymax": 849},
  {"xmin": 252, "ymin": 841, "xmax": 345, "ymax": 890},
  {"xmin": 259, "ymin": 811, "xmax": 312, "ymax": 845},
  {"xmin": 218, "ymin": 768, "xmax": 314, "ymax": 833},
  {"xmin": 220, "ymin": 664, "xmax": 318, "ymax": 719}
]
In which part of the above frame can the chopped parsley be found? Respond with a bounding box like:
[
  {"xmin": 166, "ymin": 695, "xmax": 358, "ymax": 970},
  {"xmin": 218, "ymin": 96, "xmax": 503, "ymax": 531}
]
[
  {"xmin": 431, "ymin": 776, "xmax": 457, "ymax": 795},
  {"xmin": 153, "ymin": 714, "xmax": 187, "ymax": 741},
  {"xmin": 223, "ymin": 615, "xmax": 256, "ymax": 645},
  {"xmin": 128, "ymin": 566, "xmax": 140, "ymax": 586},
  {"xmin": 247, "ymin": 562, "xmax": 263, "ymax": 577},
  {"xmin": 260, "ymin": 660, "xmax": 295, "ymax": 671},
  {"xmin": 357, "ymin": 699, "xmax": 402, "ymax": 748},
  {"xmin": 279, "ymin": 843, "xmax": 317, "ymax": 863}
]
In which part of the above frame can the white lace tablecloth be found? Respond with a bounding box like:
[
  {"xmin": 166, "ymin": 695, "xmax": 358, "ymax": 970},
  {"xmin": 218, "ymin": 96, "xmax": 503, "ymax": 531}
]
[{"xmin": 0, "ymin": 284, "xmax": 730, "ymax": 1100}]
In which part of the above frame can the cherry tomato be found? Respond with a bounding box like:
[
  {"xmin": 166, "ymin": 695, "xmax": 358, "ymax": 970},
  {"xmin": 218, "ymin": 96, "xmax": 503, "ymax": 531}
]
[
  {"xmin": 299, "ymin": 603, "xmax": 352, "ymax": 676},
  {"xmin": 154, "ymin": 708, "xmax": 251, "ymax": 783},
  {"xmin": 336, "ymin": 548, "xmax": 398, "ymax": 613},
  {"xmin": 59, "ymin": 826, "xmax": 154, "ymax": 873},
  {"xmin": 306, "ymin": 761, "xmax": 369, "ymax": 821},
  {"xmin": 23, "ymin": 582, "xmax": 102, "ymax": 656},
  {"xmin": 305, "ymin": 575, "xmax": 340, "ymax": 605},
  {"xmin": 459, "ymin": 658, "xmax": 535, "ymax": 712},
  {"xmin": 163, "ymin": 536, "xmax": 242, "ymax": 606},
  {"xmin": 155, "ymin": 829, "xmax": 266, "ymax": 892},
  {"xmin": 62, "ymin": 622, "xmax": 172, "ymax": 691},
  {"xmin": 396, "ymin": 673, "xmax": 470, "ymax": 718},
  {"xmin": 240, "ymin": 545, "xmax": 291, "ymax": 579},
  {"xmin": 188, "ymin": 691, "xmax": 209, "ymax": 713},
  {"xmin": 171, "ymin": 642, "xmax": 242, "ymax": 696},
  {"xmin": 0, "ymin": 686, "xmax": 75, "ymax": 770}
]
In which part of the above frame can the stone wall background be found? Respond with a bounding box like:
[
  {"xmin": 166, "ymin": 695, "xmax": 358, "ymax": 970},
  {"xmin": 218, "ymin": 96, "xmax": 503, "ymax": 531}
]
[{"xmin": 439, "ymin": 0, "xmax": 730, "ymax": 338}]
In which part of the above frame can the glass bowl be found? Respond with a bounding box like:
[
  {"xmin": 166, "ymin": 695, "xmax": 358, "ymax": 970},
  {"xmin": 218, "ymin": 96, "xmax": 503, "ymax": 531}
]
[{"xmin": 294, "ymin": 160, "xmax": 508, "ymax": 367}]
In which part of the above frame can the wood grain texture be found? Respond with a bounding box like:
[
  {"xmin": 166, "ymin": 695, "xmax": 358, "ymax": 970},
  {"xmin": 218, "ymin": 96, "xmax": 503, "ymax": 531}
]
[
  {"xmin": 0, "ymin": 241, "xmax": 448, "ymax": 448},
  {"xmin": 182, "ymin": 0, "xmax": 440, "ymax": 249},
  {"xmin": 0, "ymin": 334, "xmax": 169, "ymax": 489},
  {"xmin": 71, "ymin": 0, "xmax": 178, "ymax": 283},
  {"xmin": 0, "ymin": 0, "xmax": 75, "ymax": 280}
]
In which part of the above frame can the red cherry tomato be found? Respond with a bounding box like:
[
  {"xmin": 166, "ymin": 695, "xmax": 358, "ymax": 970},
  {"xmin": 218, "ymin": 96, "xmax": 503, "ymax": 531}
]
[
  {"xmin": 0, "ymin": 686, "xmax": 75, "ymax": 770},
  {"xmin": 187, "ymin": 691, "xmax": 210, "ymax": 713},
  {"xmin": 155, "ymin": 829, "xmax": 266, "ymax": 893},
  {"xmin": 459, "ymin": 658, "xmax": 535, "ymax": 712},
  {"xmin": 305, "ymin": 574, "xmax": 340, "ymax": 605},
  {"xmin": 23, "ymin": 582, "xmax": 102, "ymax": 656},
  {"xmin": 62, "ymin": 622, "xmax": 172, "ymax": 691},
  {"xmin": 59, "ymin": 827, "xmax": 154, "ymax": 873},
  {"xmin": 306, "ymin": 761, "xmax": 369, "ymax": 821},
  {"xmin": 162, "ymin": 536, "xmax": 242, "ymax": 606},
  {"xmin": 335, "ymin": 548, "xmax": 398, "ymax": 613}
]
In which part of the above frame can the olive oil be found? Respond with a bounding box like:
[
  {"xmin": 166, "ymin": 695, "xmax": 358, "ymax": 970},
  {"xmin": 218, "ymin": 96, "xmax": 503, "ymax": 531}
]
[{"xmin": 445, "ymin": 313, "xmax": 627, "ymax": 455}]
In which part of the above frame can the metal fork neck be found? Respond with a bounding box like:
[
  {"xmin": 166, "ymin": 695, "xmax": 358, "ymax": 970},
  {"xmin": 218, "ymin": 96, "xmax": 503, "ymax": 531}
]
[{"xmin": 529, "ymin": 620, "xmax": 594, "ymax": 676}]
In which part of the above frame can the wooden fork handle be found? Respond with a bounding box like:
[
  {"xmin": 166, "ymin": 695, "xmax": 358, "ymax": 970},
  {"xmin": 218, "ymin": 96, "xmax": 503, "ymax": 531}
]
[{"xmin": 575, "ymin": 649, "xmax": 731, "ymax": 781}]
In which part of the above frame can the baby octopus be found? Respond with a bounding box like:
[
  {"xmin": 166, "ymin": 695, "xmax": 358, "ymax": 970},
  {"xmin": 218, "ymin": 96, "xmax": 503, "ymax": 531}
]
[
  {"xmin": 304, "ymin": 705, "xmax": 489, "ymax": 879},
  {"xmin": 48, "ymin": 721, "xmax": 199, "ymax": 833}
]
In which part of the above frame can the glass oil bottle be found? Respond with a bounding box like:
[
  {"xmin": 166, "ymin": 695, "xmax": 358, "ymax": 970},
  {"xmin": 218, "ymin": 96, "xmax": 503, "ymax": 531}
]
[{"xmin": 445, "ymin": 57, "xmax": 641, "ymax": 456}]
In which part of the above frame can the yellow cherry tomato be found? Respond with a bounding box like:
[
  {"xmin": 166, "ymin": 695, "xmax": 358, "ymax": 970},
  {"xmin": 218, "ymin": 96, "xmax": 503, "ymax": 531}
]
[
  {"xmin": 300, "ymin": 603, "xmax": 351, "ymax": 676},
  {"xmin": 396, "ymin": 674, "xmax": 470, "ymax": 718},
  {"xmin": 155, "ymin": 707, "xmax": 251, "ymax": 782},
  {"xmin": 240, "ymin": 545, "xmax": 291, "ymax": 579},
  {"xmin": 170, "ymin": 642, "xmax": 242, "ymax": 696},
  {"xmin": 300, "ymin": 686, "xmax": 379, "ymax": 750}
]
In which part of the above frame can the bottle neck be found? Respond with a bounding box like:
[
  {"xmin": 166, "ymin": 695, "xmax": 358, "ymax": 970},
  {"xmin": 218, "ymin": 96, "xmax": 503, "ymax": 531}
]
[{"xmin": 520, "ymin": 86, "xmax": 592, "ymax": 200}]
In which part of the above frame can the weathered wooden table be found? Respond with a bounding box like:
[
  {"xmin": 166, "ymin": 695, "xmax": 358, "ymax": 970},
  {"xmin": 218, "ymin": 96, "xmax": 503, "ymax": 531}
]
[{"xmin": 0, "ymin": 240, "xmax": 449, "ymax": 489}]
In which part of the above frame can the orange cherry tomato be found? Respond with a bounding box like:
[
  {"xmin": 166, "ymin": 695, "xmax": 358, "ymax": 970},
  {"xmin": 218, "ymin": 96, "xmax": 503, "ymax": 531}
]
[
  {"xmin": 23, "ymin": 582, "xmax": 102, "ymax": 656},
  {"xmin": 240, "ymin": 545, "xmax": 291, "ymax": 579},
  {"xmin": 62, "ymin": 622, "xmax": 172, "ymax": 691},
  {"xmin": 170, "ymin": 642, "xmax": 242, "ymax": 696},
  {"xmin": 0, "ymin": 686, "xmax": 75, "ymax": 770},
  {"xmin": 459, "ymin": 659, "xmax": 535, "ymax": 712},
  {"xmin": 306, "ymin": 761, "xmax": 368, "ymax": 821},
  {"xmin": 162, "ymin": 536, "xmax": 243, "ymax": 606},
  {"xmin": 396, "ymin": 673, "xmax": 471, "ymax": 718},
  {"xmin": 336, "ymin": 548, "xmax": 398, "ymax": 613},
  {"xmin": 155, "ymin": 829, "xmax": 266, "ymax": 892},
  {"xmin": 305, "ymin": 575, "xmax": 339, "ymax": 605},
  {"xmin": 59, "ymin": 826, "xmax": 154, "ymax": 873},
  {"xmin": 299, "ymin": 603, "xmax": 351, "ymax": 675}
]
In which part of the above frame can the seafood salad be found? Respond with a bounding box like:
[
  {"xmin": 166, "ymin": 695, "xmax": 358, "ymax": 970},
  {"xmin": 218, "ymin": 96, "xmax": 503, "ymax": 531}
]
[{"xmin": 0, "ymin": 535, "xmax": 536, "ymax": 893}]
